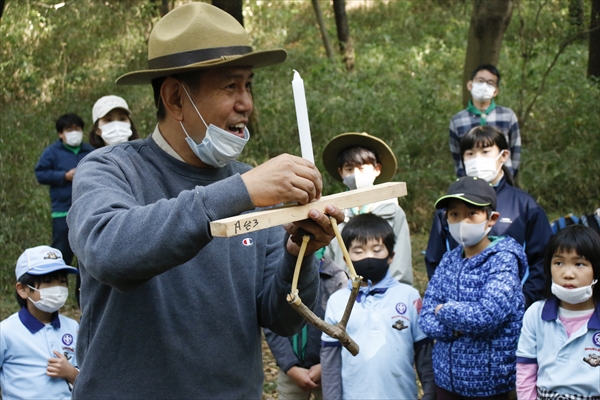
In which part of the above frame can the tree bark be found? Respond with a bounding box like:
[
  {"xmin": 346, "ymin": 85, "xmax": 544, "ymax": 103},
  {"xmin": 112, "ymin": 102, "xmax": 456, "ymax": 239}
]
[
  {"xmin": 462, "ymin": 0, "xmax": 513, "ymax": 106},
  {"xmin": 332, "ymin": 0, "xmax": 355, "ymax": 71},
  {"xmin": 212, "ymin": 0, "xmax": 244, "ymax": 26},
  {"xmin": 312, "ymin": 0, "xmax": 334, "ymax": 60},
  {"xmin": 588, "ymin": 0, "xmax": 600, "ymax": 78}
]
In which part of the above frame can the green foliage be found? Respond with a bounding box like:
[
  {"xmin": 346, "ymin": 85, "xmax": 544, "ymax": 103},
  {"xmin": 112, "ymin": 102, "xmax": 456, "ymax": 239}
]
[{"xmin": 0, "ymin": 0, "xmax": 598, "ymax": 320}]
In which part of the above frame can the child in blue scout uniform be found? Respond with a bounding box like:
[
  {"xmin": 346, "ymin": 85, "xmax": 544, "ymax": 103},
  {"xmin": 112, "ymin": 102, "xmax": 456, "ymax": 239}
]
[
  {"xmin": 0, "ymin": 245, "xmax": 80, "ymax": 399},
  {"xmin": 516, "ymin": 225, "xmax": 600, "ymax": 399},
  {"xmin": 322, "ymin": 132, "xmax": 413, "ymax": 285},
  {"xmin": 35, "ymin": 113, "xmax": 94, "ymax": 265},
  {"xmin": 419, "ymin": 176, "xmax": 527, "ymax": 399},
  {"xmin": 264, "ymin": 252, "xmax": 347, "ymax": 399},
  {"xmin": 321, "ymin": 213, "xmax": 435, "ymax": 400},
  {"xmin": 426, "ymin": 125, "xmax": 552, "ymax": 307}
]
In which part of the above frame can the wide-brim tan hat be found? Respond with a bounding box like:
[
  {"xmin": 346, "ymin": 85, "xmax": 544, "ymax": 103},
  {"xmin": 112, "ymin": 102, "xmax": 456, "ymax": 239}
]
[
  {"xmin": 322, "ymin": 132, "xmax": 398, "ymax": 184},
  {"xmin": 116, "ymin": 2, "xmax": 287, "ymax": 85}
]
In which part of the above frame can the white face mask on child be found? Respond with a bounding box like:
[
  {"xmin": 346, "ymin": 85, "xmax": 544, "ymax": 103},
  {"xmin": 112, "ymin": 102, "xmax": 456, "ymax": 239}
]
[
  {"xmin": 342, "ymin": 167, "xmax": 378, "ymax": 190},
  {"xmin": 470, "ymin": 82, "xmax": 496, "ymax": 102},
  {"xmin": 449, "ymin": 218, "xmax": 493, "ymax": 247},
  {"xmin": 27, "ymin": 285, "xmax": 69, "ymax": 313},
  {"xmin": 464, "ymin": 151, "xmax": 505, "ymax": 183},
  {"xmin": 551, "ymin": 279, "xmax": 597, "ymax": 304}
]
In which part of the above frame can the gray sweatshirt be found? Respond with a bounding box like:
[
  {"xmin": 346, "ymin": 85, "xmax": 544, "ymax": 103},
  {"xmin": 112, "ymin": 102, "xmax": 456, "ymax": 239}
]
[{"xmin": 67, "ymin": 135, "xmax": 319, "ymax": 399}]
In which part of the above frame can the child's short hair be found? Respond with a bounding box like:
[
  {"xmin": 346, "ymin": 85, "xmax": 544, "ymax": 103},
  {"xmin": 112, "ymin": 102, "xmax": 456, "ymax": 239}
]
[
  {"xmin": 15, "ymin": 271, "xmax": 70, "ymax": 308},
  {"xmin": 470, "ymin": 64, "xmax": 501, "ymax": 85},
  {"xmin": 543, "ymin": 225, "xmax": 600, "ymax": 302},
  {"xmin": 56, "ymin": 113, "xmax": 84, "ymax": 133},
  {"xmin": 342, "ymin": 213, "xmax": 395, "ymax": 256},
  {"xmin": 337, "ymin": 147, "xmax": 378, "ymax": 170}
]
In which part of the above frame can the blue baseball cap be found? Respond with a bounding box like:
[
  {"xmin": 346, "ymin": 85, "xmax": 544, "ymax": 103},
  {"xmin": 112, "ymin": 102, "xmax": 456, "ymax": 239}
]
[{"xmin": 15, "ymin": 245, "xmax": 79, "ymax": 280}]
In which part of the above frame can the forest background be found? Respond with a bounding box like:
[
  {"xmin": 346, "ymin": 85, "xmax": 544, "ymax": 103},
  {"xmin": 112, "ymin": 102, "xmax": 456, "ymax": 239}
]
[{"xmin": 1, "ymin": 0, "xmax": 599, "ymax": 396}]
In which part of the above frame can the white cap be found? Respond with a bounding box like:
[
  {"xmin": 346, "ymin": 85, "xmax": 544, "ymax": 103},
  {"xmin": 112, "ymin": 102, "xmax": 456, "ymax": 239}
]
[
  {"xmin": 15, "ymin": 245, "xmax": 78, "ymax": 281},
  {"xmin": 92, "ymin": 95, "xmax": 130, "ymax": 123}
]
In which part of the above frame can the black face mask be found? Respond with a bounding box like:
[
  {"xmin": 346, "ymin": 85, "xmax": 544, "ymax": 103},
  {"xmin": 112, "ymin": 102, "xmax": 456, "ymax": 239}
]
[{"xmin": 352, "ymin": 257, "xmax": 389, "ymax": 283}]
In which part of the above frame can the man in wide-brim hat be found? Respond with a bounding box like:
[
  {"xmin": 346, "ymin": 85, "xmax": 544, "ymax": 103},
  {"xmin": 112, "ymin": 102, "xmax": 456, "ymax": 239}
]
[{"xmin": 67, "ymin": 3, "xmax": 344, "ymax": 398}]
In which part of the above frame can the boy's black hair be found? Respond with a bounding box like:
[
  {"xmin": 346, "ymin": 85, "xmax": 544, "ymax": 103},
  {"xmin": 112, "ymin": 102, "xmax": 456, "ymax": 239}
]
[
  {"xmin": 15, "ymin": 271, "xmax": 70, "ymax": 308},
  {"xmin": 56, "ymin": 113, "xmax": 84, "ymax": 133},
  {"xmin": 342, "ymin": 213, "xmax": 395, "ymax": 256},
  {"xmin": 459, "ymin": 125, "xmax": 515, "ymax": 187},
  {"xmin": 336, "ymin": 147, "xmax": 379, "ymax": 170},
  {"xmin": 470, "ymin": 64, "xmax": 501, "ymax": 85},
  {"xmin": 543, "ymin": 225, "xmax": 600, "ymax": 303}
]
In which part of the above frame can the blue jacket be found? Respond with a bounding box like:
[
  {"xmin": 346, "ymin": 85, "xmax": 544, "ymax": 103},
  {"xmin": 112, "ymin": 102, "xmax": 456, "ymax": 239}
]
[
  {"xmin": 419, "ymin": 236, "xmax": 527, "ymax": 397},
  {"xmin": 34, "ymin": 140, "xmax": 94, "ymax": 213},
  {"xmin": 425, "ymin": 177, "xmax": 552, "ymax": 307}
]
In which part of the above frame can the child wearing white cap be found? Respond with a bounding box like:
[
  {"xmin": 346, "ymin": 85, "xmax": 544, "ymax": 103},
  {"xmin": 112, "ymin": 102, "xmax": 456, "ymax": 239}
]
[
  {"xmin": 88, "ymin": 95, "xmax": 139, "ymax": 148},
  {"xmin": 0, "ymin": 245, "xmax": 80, "ymax": 398}
]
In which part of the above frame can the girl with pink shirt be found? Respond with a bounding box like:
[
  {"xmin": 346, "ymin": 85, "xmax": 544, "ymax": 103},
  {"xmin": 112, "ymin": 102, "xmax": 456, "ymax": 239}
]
[{"xmin": 516, "ymin": 225, "xmax": 600, "ymax": 399}]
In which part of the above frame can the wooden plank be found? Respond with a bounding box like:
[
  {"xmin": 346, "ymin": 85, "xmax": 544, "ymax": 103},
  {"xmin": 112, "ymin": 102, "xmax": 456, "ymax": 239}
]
[{"xmin": 210, "ymin": 182, "xmax": 407, "ymax": 237}]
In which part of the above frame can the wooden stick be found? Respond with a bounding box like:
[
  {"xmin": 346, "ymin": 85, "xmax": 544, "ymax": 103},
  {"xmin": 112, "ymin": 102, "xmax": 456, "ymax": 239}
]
[
  {"xmin": 288, "ymin": 291, "xmax": 360, "ymax": 356},
  {"xmin": 210, "ymin": 182, "xmax": 407, "ymax": 237}
]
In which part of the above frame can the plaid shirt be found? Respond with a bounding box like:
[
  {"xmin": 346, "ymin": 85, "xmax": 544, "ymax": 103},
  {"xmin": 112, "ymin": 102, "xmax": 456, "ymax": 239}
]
[{"xmin": 449, "ymin": 105, "xmax": 521, "ymax": 177}]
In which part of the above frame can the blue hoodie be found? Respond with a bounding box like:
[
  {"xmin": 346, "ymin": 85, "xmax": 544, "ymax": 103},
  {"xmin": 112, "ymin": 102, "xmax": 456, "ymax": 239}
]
[{"xmin": 420, "ymin": 236, "xmax": 527, "ymax": 397}]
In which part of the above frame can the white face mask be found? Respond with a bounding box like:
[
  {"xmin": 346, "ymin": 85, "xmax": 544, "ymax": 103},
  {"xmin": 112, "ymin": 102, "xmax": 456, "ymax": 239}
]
[
  {"xmin": 64, "ymin": 130, "xmax": 83, "ymax": 147},
  {"xmin": 551, "ymin": 279, "xmax": 597, "ymax": 305},
  {"xmin": 27, "ymin": 285, "xmax": 69, "ymax": 313},
  {"xmin": 342, "ymin": 167, "xmax": 378, "ymax": 190},
  {"xmin": 470, "ymin": 82, "xmax": 496, "ymax": 102},
  {"xmin": 449, "ymin": 217, "xmax": 493, "ymax": 247},
  {"xmin": 180, "ymin": 85, "xmax": 249, "ymax": 167},
  {"xmin": 100, "ymin": 121, "xmax": 133, "ymax": 145},
  {"xmin": 464, "ymin": 151, "xmax": 505, "ymax": 183}
]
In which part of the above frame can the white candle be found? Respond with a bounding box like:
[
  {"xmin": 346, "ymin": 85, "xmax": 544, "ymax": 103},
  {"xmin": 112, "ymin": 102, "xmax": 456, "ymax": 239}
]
[{"xmin": 292, "ymin": 70, "xmax": 314, "ymax": 164}]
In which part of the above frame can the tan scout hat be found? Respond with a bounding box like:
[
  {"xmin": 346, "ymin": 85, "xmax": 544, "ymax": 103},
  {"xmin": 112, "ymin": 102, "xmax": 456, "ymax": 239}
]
[
  {"xmin": 322, "ymin": 132, "xmax": 398, "ymax": 184},
  {"xmin": 116, "ymin": 2, "xmax": 287, "ymax": 85}
]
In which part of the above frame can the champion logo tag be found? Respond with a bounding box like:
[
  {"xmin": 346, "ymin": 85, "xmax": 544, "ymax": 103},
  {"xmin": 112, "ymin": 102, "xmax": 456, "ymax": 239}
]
[{"xmin": 242, "ymin": 238, "xmax": 253, "ymax": 246}]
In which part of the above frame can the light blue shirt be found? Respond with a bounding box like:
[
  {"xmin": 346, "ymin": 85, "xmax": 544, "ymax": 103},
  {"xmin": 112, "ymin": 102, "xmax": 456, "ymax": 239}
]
[
  {"xmin": 322, "ymin": 274, "xmax": 427, "ymax": 399},
  {"xmin": 517, "ymin": 297, "xmax": 600, "ymax": 396},
  {"xmin": 0, "ymin": 307, "xmax": 79, "ymax": 400}
]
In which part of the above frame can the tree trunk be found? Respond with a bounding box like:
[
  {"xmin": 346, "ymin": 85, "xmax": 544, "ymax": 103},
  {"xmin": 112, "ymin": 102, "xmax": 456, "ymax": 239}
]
[
  {"xmin": 462, "ymin": 0, "xmax": 513, "ymax": 106},
  {"xmin": 212, "ymin": 0, "xmax": 244, "ymax": 26},
  {"xmin": 588, "ymin": 0, "xmax": 600, "ymax": 78},
  {"xmin": 312, "ymin": 0, "xmax": 334, "ymax": 60},
  {"xmin": 332, "ymin": 0, "xmax": 355, "ymax": 71}
]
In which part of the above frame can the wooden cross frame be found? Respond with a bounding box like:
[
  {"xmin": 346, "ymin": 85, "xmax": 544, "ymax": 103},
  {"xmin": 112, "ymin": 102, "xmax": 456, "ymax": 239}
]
[{"xmin": 209, "ymin": 182, "xmax": 407, "ymax": 356}]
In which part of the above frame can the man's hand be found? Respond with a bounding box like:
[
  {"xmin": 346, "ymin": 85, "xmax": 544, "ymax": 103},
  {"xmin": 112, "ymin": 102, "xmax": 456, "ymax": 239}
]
[
  {"xmin": 241, "ymin": 154, "xmax": 322, "ymax": 207},
  {"xmin": 287, "ymin": 366, "xmax": 320, "ymax": 391},
  {"xmin": 47, "ymin": 350, "xmax": 79, "ymax": 384},
  {"xmin": 285, "ymin": 204, "xmax": 344, "ymax": 257},
  {"xmin": 65, "ymin": 168, "xmax": 76, "ymax": 182}
]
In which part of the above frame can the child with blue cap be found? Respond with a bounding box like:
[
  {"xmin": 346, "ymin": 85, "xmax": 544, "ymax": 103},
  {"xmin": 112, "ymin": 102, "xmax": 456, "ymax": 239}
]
[{"xmin": 0, "ymin": 245, "xmax": 79, "ymax": 398}]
